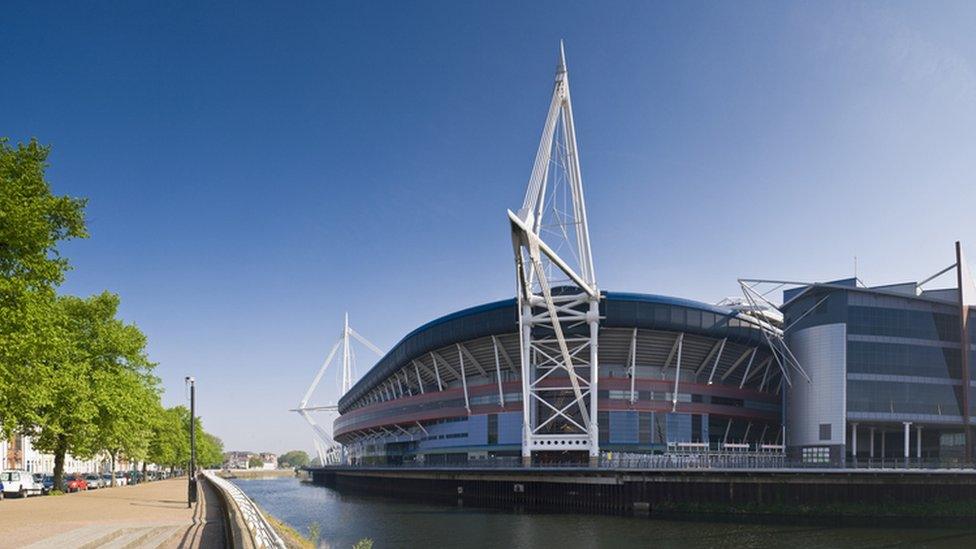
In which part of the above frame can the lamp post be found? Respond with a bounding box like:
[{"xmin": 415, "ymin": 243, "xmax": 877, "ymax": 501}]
[{"xmin": 186, "ymin": 376, "xmax": 197, "ymax": 508}]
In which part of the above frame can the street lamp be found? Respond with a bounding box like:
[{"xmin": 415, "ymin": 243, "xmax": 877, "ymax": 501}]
[{"xmin": 185, "ymin": 376, "xmax": 197, "ymax": 508}]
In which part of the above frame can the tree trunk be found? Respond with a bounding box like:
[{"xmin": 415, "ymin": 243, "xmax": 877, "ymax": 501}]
[
  {"xmin": 110, "ymin": 452, "xmax": 116, "ymax": 487},
  {"xmin": 141, "ymin": 460, "xmax": 147, "ymax": 481},
  {"xmin": 52, "ymin": 435, "xmax": 67, "ymax": 493}
]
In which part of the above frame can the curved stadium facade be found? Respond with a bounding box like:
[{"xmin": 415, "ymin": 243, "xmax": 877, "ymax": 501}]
[{"xmin": 335, "ymin": 293, "xmax": 784, "ymax": 465}]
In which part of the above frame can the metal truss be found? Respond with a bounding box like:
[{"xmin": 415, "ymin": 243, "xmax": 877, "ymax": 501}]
[
  {"xmin": 291, "ymin": 313, "xmax": 383, "ymax": 464},
  {"xmin": 509, "ymin": 42, "xmax": 601, "ymax": 461},
  {"xmin": 736, "ymin": 279, "xmax": 813, "ymax": 387}
]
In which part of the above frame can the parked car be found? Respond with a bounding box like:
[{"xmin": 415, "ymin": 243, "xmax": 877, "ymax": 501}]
[
  {"xmin": 41, "ymin": 475, "xmax": 55, "ymax": 494},
  {"xmin": 84, "ymin": 474, "xmax": 104, "ymax": 489},
  {"xmin": 64, "ymin": 473, "xmax": 88, "ymax": 493},
  {"xmin": 0, "ymin": 480, "xmax": 4, "ymax": 500},
  {"xmin": 1, "ymin": 470, "xmax": 43, "ymax": 498},
  {"xmin": 113, "ymin": 472, "xmax": 128, "ymax": 486}
]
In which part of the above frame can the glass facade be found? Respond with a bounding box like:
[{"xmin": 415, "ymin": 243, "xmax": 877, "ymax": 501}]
[
  {"xmin": 847, "ymin": 379, "xmax": 962, "ymax": 416},
  {"xmin": 848, "ymin": 306, "xmax": 959, "ymax": 341},
  {"xmin": 847, "ymin": 341, "xmax": 960, "ymax": 378},
  {"xmin": 844, "ymin": 298, "xmax": 964, "ymax": 423},
  {"xmin": 784, "ymin": 284, "xmax": 975, "ymax": 463}
]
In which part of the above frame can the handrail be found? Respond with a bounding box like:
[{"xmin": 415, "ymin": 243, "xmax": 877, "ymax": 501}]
[
  {"xmin": 308, "ymin": 454, "xmax": 976, "ymax": 472},
  {"xmin": 203, "ymin": 471, "xmax": 286, "ymax": 549}
]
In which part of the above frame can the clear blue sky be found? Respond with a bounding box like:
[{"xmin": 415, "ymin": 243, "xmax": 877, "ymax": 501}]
[{"xmin": 3, "ymin": 2, "xmax": 975, "ymax": 455}]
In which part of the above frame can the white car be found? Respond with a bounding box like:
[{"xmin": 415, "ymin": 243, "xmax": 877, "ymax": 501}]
[
  {"xmin": 1, "ymin": 470, "xmax": 44, "ymax": 498},
  {"xmin": 105, "ymin": 472, "xmax": 128, "ymax": 487}
]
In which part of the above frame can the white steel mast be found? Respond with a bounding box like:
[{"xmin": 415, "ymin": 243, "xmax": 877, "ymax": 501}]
[
  {"xmin": 509, "ymin": 42, "xmax": 601, "ymax": 464},
  {"xmin": 292, "ymin": 313, "xmax": 384, "ymax": 464}
]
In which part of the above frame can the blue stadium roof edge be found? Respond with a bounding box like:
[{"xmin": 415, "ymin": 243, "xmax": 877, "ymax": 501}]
[{"xmin": 336, "ymin": 291, "xmax": 771, "ymax": 412}]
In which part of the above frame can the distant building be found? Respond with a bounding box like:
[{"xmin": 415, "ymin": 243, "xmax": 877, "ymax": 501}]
[
  {"xmin": 222, "ymin": 451, "xmax": 254, "ymax": 469},
  {"xmin": 222, "ymin": 451, "xmax": 279, "ymax": 470},
  {"xmin": 259, "ymin": 452, "xmax": 278, "ymax": 470}
]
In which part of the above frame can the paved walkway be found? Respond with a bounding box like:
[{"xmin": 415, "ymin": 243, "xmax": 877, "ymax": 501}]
[{"xmin": 0, "ymin": 478, "xmax": 225, "ymax": 548}]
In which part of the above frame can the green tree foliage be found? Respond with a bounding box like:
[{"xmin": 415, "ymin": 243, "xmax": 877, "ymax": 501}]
[
  {"xmin": 30, "ymin": 292, "xmax": 158, "ymax": 488},
  {"xmin": 147, "ymin": 405, "xmax": 223, "ymax": 472},
  {"xmin": 95, "ymin": 368, "xmax": 161, "ymax": 480},
  {"xmin": 0, "ymin": 138, "xmax": 87, "ymax": 437},
  {"xmin": 147, "ymin": 405, "xmax": 188, "ymax": 471},
  {"xmin": 248, "ymin": 455, "xmax": 264, "ymax": 469},
  {"xmin": 0, "ymin": 138, "xmax": 87, "ymax": 291},
  {"xmin": 1, "ymin": 139, "xmax": 226, "ymax": 480},
  {"xmin": 279, "ymin": 450, "xmax": 310, "ymax": 468},
  {"xmin": 197, "ymin": 432, "xmax": 224, "ymax": 468}
]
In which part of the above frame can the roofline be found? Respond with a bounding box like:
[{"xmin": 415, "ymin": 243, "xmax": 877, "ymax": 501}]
[
  {"xmin": 337, "ymin": 291, "xmax": 770, "ymax": 411},
  {"xmin": 781, "ymin": 282, "xmax": 959, "ymax": 309}
]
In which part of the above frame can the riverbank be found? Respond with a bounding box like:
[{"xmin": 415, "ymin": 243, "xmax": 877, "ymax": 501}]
[
  {"xmin": 0, "ymin": 478, "xmax": 224, "ymax": 547},
  {"xmin": 218, "ymin": 468, "xmax": 296, "ymax": 480}
]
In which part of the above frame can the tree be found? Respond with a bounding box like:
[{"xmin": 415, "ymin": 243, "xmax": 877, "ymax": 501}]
[
  {"xmin": 197, "ymin": 432, "xmax": 224, "ymax": 469},
  {"xmin": 30, "ymin": 292, "xmax": 156, "ymax": 490},
  {"xmin": 94, "ymin": 368, "xmax": 160, "ymax": 485},
  {"xmin": 279, "ymin": 450, "xmax": 310, "ymax": 469},
  {"xmin": 147, "ymin": 406, "xmax": 190, "ymax": 473},
  {"xmin": 0, "ymin": 138, "xmax": 87, "ymax": 291},
  {"xmin": 146, "ymin": 406, "xmax": 224, "ymax": 474},
  {"xmin": 0, "ymin": 138, "xmax": 87, "ymax": 438},
  {"xmin": 248, "ymin": 455, "xmax": 264, "ymax": 469}
]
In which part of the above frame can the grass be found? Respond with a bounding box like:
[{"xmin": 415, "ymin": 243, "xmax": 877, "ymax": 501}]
[{"xmin": 257, "ymin": 505, "xmax": 315, "ymax": 549}]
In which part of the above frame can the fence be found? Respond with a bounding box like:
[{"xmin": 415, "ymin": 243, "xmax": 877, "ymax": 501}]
[{"xmin": 204, "ymin": 471, "xmax": 286, "ymax": 549}]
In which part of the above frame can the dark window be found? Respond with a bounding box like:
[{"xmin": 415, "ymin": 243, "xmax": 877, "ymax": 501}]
[
  {"xmin": 639, "ymin": 413, "xmax": 653, "ymax": 445},
  {"xmin": 819, "ymin": 423, "xmax": 831, "ymax": 441},
  {"xmin": 598, "ymin": 411, "xmax": 610, "ymax": 444},
  {"xmin": 487, "ymin": 414, "xmax": 498, "ymax": 445}
]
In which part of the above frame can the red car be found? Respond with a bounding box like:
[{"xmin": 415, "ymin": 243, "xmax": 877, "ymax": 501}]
[{"xmin": 65, "ymin": 474, "xmax": 88, "ymax": 492}]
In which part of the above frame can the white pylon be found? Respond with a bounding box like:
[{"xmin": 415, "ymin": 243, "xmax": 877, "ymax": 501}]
[
  {"xmin": 291, "ymin": 313, "xmax": 384, "ymax": 464},
  {"xmin": 509, "ymin": 42, "xmax": 601, "ymax": 462}
]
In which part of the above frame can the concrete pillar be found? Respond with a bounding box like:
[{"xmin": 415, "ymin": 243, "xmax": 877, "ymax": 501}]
[
  {"xmin": 881, "ymin": 429, "xmax": 886, "ymax": 459},
  {"xmin": 869, "ymin": 427, "xmax": 875, "ymax": 459},
  {"xmin": 916, "ymin": 425, "xmax": 922, "ymax": 459},
  {"xmin": 903, "ymin": 422, "xmax": 912, "ymax": 460},
  {"xmin": 851, "ymin": 422, "xmax": 858, "ymax": 458}
]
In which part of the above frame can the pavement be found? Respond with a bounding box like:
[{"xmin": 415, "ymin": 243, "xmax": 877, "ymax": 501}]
[{"xmin": 0, "ymin": 478, "xmax": 225, "ymax": 548}]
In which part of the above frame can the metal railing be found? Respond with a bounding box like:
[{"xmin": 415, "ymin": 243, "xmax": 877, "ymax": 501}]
[
  {"xmin": 322, "ymin": 453, "xmax": 976, "ymax": 472},
  {"xmin": 204, "ymin": 471, "xmax": 286, "ymax": 549}
]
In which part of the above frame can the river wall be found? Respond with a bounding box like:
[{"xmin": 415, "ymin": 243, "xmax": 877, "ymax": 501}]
[{"xmin": 306, "ymin": 466, "xmax": 976, "ymax": 519}]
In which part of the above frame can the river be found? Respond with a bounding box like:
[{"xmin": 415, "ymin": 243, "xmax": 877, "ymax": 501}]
[{"xmin": 232, "ymin": 477, "xmax": 976, "ymax": 548}]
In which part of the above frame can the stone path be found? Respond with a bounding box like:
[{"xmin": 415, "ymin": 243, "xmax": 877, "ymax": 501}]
[{"xmin": 0, "ymin": 477, "xmax": 225, "ymax": 548}]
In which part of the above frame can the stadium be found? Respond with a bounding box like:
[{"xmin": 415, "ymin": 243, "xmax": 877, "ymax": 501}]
[
  {"xmin": 334, "ymin": 293, "xmax": 784, "ymax": 465},
  {"xmin": 300, "ymin": 45, "xmax": 976, "ymax": 469}
]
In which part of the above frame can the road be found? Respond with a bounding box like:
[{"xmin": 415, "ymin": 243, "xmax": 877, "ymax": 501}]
[{"xmin": 0, "ymin": 478, "xmax": 225, "ymax": 548}]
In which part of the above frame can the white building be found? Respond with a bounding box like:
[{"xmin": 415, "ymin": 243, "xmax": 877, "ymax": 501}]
[{"xmin": 1, "ymin": 435, "xmax": 102, "ymax": 474}]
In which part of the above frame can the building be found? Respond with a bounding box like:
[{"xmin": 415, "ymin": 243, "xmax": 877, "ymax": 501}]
[
  {"xmin": 334, "ymin": 293, "xmax": 785, "ymax": 465},
  {"xmin": 223, "ymin": 451, "xmax": 254, "ymax": 469},
  {"xmin": 1, "ymin": 435, "xmax": 102, "ymax": 474},
  {"xmin": 784, "ymin": 244, "xmax": 975, "ymax": 466},
  {"xmin": 259, "ymin": 453, "xmax": 278, "ymax": 470}
]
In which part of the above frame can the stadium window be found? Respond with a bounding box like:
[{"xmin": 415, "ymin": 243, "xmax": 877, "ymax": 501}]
[
  {"xmin": 802, "ymin": 447, "xmax": 830, "ymax": 464},
  {"xmin": 819, "ymin": 423, "xmax": 831, "ymax": 441}
]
